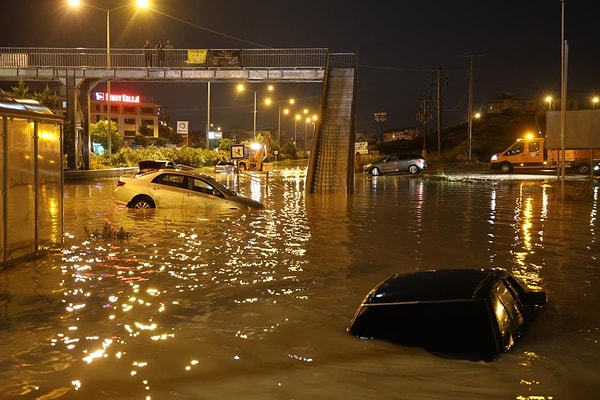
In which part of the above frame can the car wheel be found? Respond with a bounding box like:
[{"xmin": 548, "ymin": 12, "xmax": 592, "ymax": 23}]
[
  {"xmin": 408, "ymin": 165, "xmax": 420, "ymax": 174},
  {"xmin": 370, "ymin": 167, "xmax": 381, "ymax": 176},
  {"xmin": 129, "ymin": 196, "xmax": 155, "ymax": 209},
  {"xmin": 577, "ymin": 163, "xmax": 591, "ymax": 175},
  {"xmin": 499, "ymin": 162, "xmax": 513, "ymax": 174}
]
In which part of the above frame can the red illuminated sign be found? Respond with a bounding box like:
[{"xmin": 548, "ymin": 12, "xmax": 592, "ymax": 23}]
[{"xmin": 94, "ymin": 92, "xmax": 140, "ymax": 104}]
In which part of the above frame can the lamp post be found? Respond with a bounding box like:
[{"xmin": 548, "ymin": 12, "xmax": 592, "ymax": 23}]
[
  {"xmin": 276, "ymin": 99, "xmax": 294, "ymax": 144},
  {"xmin": 593, "ymin": 96, "xmax": 599, "ymax": 109},
  {"xmin": 545, "ymin": 95, "xmax": 553, "ymax": 110},
  {"xmin": 374, "ymin": 112, "xmax": 387, "ymax": 145},
  {"xmin": 278, "ymin": 105, "xmax": 285, "ymax": 143},
  {"xmin": 294, "ymin": 114, "xmax": 301, "ymax": 146},
  {"xmin": 265, "ymin": 98, "xmax": 295, "ymax": 144},
  {"xmin": 68, "ymin": 0, "xmax": 149, "ymax": 157},
  {"xmin": 237, "ymin": 84, "xmax": 273, "ymax": 138}
]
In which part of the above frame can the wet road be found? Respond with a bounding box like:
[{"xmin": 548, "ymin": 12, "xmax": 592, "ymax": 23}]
[{"xmin": 1, "ymin": 171, "xmax": 599, "ymax": 399}]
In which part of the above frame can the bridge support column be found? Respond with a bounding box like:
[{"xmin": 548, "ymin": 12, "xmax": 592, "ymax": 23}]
[
  {"xmin": 61, "ymin": 76, "xmax": 97, "ymax": 170},
  {"xmin": 79, "ymin": 80, "xmax": 94, "ymax": 170},
  {"xmin": 62, "ymin": 72, "xmax": 78, "ymax": 169}
]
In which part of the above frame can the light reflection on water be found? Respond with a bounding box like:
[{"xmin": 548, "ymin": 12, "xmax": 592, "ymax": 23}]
[{"xmin": 1, "ymin": 173, "xmax": 599, "ymax": 399}]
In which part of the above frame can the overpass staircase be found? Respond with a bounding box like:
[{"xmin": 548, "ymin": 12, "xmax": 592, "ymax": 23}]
[{"xmin": 306, "ymin": 58, "xmax": 357, "ymax": 194}]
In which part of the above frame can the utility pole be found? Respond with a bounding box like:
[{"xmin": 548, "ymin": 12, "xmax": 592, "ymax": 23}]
[
  {"xmin": 467, "ymin": 57, "xmax": 473, "ymax": 162},
  {"xmin": 436, "ymin": 67, "xmax": 442, "ymax": 155},
  {"xmin": 560, "ymin": 0, "xmax": 567, "ymax": 185},
  {"xmin": 416, "ymin": 96, "xmax": 432, "ymax": 158},
  {"xmin": 462, "ymin": 54, "xmax": 484, "ymax": 162}
]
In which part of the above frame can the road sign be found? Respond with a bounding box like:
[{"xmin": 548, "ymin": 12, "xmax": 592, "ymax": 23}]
[
  {"xmin": 177, "ymin": 121, "xmax": 189, "ymax": 134},
  {"xmin": 230, "ymin": 144, "xmax": 245, "ymax": 159}
]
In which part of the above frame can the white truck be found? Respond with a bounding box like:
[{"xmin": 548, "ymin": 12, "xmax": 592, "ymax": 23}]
[{"xmin": 490, "ymin": 110, "xmax": 600, "ymax": 174}]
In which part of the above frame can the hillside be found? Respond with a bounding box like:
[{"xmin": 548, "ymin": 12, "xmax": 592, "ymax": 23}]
[{"xmin": 378, "ymin": 110, "xmax": 543, "ymax": 164}]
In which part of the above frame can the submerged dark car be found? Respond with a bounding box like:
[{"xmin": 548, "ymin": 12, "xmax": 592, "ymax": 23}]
[{"xmin": 347, "ymin": 268, "xmax": 546, "ymax": 360}]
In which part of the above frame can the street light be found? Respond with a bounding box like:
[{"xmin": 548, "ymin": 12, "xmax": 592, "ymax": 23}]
[
  {"xmin": 304, "ymin": 117, "xmax": 312, "ymax": 153},
  {"xmin": 545, "ymin": 95, "xmax": 553, "ymax": 110},
  {"xmin": 592, "ymin": 96, "xmax": 599, "ymax": 109},
  {"xmin": 265, "ymin": 98, "xmax": 295, "ymax": 143},
  {"xmin": 278, "ymin": 103, "xmax": 292, "ymax": 143},
  {"xmin": 294, "ymin": 114, "xmax": 301, "ymax": 146},
  {"xmin": 308, "ymin": 114, "xmax": 318, "ymax": 152},
  {"xmin": 68, "ymin": 0, "xmax": 149, "ymax": 157},
  {"xmin": 237, "ymin": 84, "xmax": 273, "ymax": 138}
]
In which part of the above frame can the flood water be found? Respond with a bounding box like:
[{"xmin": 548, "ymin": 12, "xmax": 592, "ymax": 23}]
[{"xmin": 1, "ymin": 171, "xmax": 599, "ymax": 400}]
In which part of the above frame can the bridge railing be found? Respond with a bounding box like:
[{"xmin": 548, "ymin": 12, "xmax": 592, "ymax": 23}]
[{"xmin": 0, "ymin": 47, "xmax": 332, "ymax": 70}]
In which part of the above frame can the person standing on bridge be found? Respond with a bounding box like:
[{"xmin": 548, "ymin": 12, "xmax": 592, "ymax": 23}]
[
  {"xmin": 164, "ymin": 39, "xmax": 174, "ymax": 67},
  {"xmin": 143, "ymin": 39, "xmax": 153, "ymax": 67},
  {"xmin": 156, "ymin": 40, "xmax": 165, "ymax": 67}
]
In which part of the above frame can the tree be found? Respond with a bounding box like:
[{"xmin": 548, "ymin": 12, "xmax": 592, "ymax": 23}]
[
  {"xmin": 169, "ymin": 130, "xmax": 184, "ymax": 145},
  {"xmin": 138, "ymin": 124, "xmax": 153, "ymax": 137},
  {"xmin": 90, "ymin": 120, "xmax": 121, "ymax": 154},
  {"xmin": 134, "ymin": 134, "xmax": 151, "ymax": 147},
  {"xmin": 33, "ymin": 84, "xmax": 59, "ymax": 109},
  {"xmin": 219, "ymin": 138, "xmax": 234, "ymax": 151},
  {"xmin": 10, "ymin": 79, "xmax": 30, "ymax": 99}
]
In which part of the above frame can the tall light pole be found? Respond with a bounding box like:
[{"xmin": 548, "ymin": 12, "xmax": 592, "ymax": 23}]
[
  {"xmin": 374, "ymin": 112, "xmax": 387, "ymax": 144},
  {"xmin": 304, "ymin": 117, "xmax": 310, "ymax": 153},
  {"xmin": 237, "ymin": 84, "xmax": 273, "ymax": 138},
  {"xmin": 545, "ymin": 95, "xmax": 553, "ymax": 110},
  {"xmin": 274, "ymin": 98, "xmax": 294, "ymax": 143},
  {"xmin": 68, "ymin": 0, "xmax": 149, "ymax": 157},
  {"xmin": 294, "ymin": 114, "xmax": 301, "ymax": 146}
]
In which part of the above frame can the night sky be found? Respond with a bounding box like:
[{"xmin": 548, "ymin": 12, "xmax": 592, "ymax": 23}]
[{"xmin": 1, "ymin": 0, "xmax": 598, "ymax": 136}]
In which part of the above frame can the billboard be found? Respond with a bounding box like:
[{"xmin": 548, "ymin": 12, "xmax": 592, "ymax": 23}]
[{"xmin": 546, "ymin": 110, "xmax": 600, "ymax": 149}]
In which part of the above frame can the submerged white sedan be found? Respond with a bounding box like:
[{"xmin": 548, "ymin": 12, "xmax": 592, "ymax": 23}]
[{"xmin": 113, "ymin": 170, "xmax": 264, "ymax": 211}]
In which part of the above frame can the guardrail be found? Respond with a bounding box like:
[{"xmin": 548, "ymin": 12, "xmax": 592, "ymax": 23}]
[{"xmin": 0, "ymin": 47, "xmax": 342, "ymax": 70}]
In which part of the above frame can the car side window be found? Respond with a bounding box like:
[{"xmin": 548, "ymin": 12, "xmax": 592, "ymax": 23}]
[
  {"xmin": 154, "ymin": 173, "xmax": 185, "ymax": 189},
  {"xmin": 189, "ymin": 178, "xmax": 219, "ymax": 196},
  {"xmin": 528, "ymin": 141, "xmax": 541, "ymax": 152},
  {"xmin": 507, "ymin": 143, "xmax": 524, "ymax": 155}
]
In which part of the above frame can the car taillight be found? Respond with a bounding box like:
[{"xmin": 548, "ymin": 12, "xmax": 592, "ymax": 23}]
[{"xmin": 117, "ymin": 180, "xmax": 126, "ymax": 187}]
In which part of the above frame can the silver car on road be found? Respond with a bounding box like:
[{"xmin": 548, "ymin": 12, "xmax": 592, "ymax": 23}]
[{"xmin": 363, "ymin": 154, "xmax": 427, "ymax": 176}]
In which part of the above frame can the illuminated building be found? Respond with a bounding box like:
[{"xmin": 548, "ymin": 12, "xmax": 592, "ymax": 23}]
[{"xmin": 90, "ymin": 90, "xmax": 160, "ymax": 143}]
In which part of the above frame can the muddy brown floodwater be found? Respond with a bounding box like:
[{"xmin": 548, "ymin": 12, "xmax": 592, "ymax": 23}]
[{"xmin": 1, "ymin": 171, "xmax": 599, "ymax": 399}]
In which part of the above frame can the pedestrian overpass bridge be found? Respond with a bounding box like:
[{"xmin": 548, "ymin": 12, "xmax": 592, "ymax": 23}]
[{"xmin": 0, "ymin": 47, "xmax": 357, "ymax": 194}]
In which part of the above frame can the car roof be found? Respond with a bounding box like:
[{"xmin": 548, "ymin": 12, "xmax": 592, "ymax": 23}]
[
  {"xmin": 366, "ymin": 268, "xmax": 505, "ymax": 304},
  {"xmin": 140, "ymin": 169, "xmax": 212, "ymax": 180},
  {"xmin": 396, "ymin": 154, "xmax": 423, "ymax": 159}
]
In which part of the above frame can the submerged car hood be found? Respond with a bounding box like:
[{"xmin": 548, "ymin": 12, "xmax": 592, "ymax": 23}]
[{"xmin": 226, "ymin": 193, "xmax": 265, "ymax": 210}]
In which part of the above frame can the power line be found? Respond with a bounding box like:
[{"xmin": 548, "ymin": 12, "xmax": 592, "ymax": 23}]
[{"xmin": 149, "ymin": 7, "xmax": 271, "ymax": 48}]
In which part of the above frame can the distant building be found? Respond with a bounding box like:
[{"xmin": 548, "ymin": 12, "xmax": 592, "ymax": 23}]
[
  {"xmin": 487, "ymin": 92, "xmax": 581, "ymax": 114},
  {"xmin": 90, "ymin": 90, "xmax": 160, "ymax": 144},
  {"xmin": 486, "ymin": 93, "xmax": 522, "ymax": 114},
  {"xmin": 383, "ymin": 127, "xmax": 417, "ymax": 142}
]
